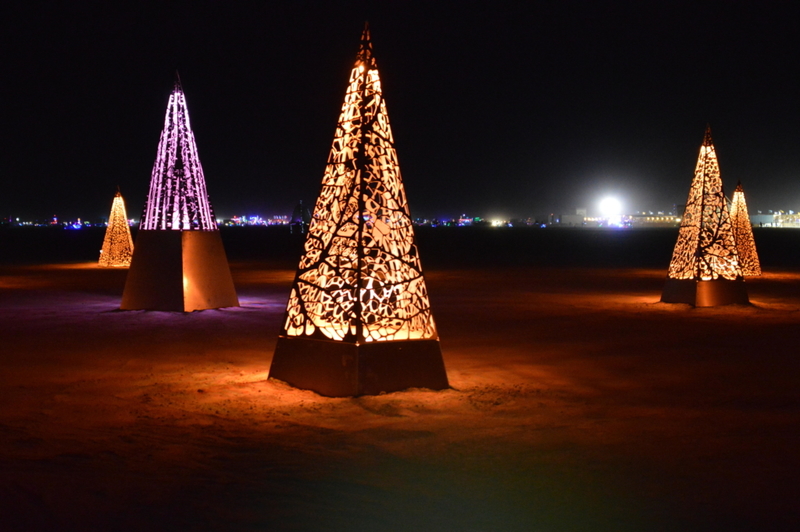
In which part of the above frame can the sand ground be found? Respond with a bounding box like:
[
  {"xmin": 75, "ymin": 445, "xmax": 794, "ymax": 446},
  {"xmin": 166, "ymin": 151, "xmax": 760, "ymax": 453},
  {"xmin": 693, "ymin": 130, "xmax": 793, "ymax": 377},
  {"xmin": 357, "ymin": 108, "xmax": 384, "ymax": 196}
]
[{"xmin": 0, "ymin": 252, "xmax": 798, "ymax": 531}]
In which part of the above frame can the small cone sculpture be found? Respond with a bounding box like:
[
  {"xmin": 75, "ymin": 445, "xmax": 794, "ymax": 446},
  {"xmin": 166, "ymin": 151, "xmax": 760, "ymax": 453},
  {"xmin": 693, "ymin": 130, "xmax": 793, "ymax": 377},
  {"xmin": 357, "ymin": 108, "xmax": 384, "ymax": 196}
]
[
  {"xmin": 99, "ymin": 190, "xmax": 134, "ymax": 267},
  {"xmin": 662, "ymin": 126, "xmax": 748, "ymax": 306},
  {"xmin": 121, "ymin": 74, "xmax": 238, "ymax": 312},
  {"xmin": 269, "ymin": 25, "xmax": 448, "ymax": 396},
  {"xmin": 730, "ymin": 182, "xmax": 762, "ymax": 276}
]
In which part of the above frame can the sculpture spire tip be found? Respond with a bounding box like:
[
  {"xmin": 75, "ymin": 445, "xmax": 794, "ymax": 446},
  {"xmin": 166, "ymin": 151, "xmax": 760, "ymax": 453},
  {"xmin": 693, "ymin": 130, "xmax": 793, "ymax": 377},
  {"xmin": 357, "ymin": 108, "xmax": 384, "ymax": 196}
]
[
  {"xmin": 703, "ymin": 123, "xmax": 713, "ymax": 146},
  {"xmin": 357, "ymin": 21, "xmax": 376, "ymax": 68},
  {"xmin": 174, "ymin": 70, "xmax": 183, "ymax": 92}
]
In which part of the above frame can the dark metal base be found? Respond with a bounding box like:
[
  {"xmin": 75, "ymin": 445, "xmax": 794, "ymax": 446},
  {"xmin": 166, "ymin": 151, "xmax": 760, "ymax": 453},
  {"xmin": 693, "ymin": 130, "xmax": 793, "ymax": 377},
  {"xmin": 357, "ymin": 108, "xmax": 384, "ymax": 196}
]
[
  {"xmin": 269, "ymin": 336, "xmax": 449, "ymax": 397},
  {"xmin": 661, "ymin": 277, "xmax": 749, "ymax": 307},
  {"xmin": 120, "ymin": 230, "xmax": 239, "ymax": 311}
]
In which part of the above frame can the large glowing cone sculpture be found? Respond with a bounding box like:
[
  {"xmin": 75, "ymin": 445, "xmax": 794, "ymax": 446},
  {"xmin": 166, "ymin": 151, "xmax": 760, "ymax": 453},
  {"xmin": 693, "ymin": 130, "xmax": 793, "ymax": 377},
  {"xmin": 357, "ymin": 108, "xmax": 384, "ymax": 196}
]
[
  {"xmin": 661, "ymin": 126, "xmax": 748, "ymax": 306},
  {"xmin": 99, "ymin": 190, "xmax": 134, "ymax": 267},
  {"xmin": 730, "ymin": 182, "xmax": 761, "ymax": 276},
  {"xmin": 269, "ymin": 26, "xmax": 448, "ymax": 396},
  {"xmin": 121, "ymin": 75, "xmax": 238, "ymax": 311}
]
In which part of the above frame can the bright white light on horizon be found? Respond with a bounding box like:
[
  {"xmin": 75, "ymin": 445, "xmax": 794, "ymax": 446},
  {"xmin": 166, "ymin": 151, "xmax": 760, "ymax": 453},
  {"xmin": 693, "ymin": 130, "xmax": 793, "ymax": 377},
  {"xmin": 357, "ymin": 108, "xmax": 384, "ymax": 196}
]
[{"xmin": 598, "ymin": 197, "xmax": 622, "ymax": 217}]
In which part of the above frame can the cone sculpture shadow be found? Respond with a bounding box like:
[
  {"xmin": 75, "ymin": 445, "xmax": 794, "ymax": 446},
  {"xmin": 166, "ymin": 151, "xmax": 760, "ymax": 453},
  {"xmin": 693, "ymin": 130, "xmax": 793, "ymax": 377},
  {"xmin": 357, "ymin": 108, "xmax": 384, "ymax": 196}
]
[
  {"xmin": 269, "ymin": 26, "xmax": 448, "ymax": 396},
  {"xmin": 121, "ymin": 75, "xmax": 238, "ymax": 312},
  {"xmin": 661, "ymin": 126, "xmax": 748, "ymax": 307}
]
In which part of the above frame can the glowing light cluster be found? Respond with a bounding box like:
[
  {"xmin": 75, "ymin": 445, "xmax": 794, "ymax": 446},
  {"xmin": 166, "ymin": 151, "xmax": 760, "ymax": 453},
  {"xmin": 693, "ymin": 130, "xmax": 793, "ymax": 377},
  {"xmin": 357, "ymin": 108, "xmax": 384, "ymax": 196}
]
[
  {"xmin": 282, "ymin": 26, "xmax": 437, "ymax": 343},
  {"xmin": 668, "ymin": 126, "xmax": 742, "ymax": 281},
  {"xmin": 730, "ymin": 183, "xmax": 762, "ymax": 276},
  {"xmin": 141, "ymin": 75, "xmax": 216, "ymax": 231},
  {"xmin": 99, "ymin": 191, "xmax": 134, "ymax": 267},
  {"xmin": 598, "ymin": 197, "xmax": 621, "ymax": 217}
]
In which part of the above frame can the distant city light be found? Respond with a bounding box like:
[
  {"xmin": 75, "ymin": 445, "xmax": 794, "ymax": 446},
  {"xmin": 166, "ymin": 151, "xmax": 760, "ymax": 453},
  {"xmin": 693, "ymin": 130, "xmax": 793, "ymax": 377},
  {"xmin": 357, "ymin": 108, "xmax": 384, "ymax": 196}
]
[{"xmin": 222, "ymin": 215, "xmax": 289, "ymax": 227}]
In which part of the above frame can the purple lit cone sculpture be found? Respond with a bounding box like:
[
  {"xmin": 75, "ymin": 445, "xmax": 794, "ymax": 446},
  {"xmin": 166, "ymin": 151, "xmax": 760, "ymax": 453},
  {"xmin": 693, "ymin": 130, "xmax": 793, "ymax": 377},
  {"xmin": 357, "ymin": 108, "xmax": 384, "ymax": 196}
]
[{"xmin": 121, "ymin": 74, "xmax": 239, "ymax": 311}]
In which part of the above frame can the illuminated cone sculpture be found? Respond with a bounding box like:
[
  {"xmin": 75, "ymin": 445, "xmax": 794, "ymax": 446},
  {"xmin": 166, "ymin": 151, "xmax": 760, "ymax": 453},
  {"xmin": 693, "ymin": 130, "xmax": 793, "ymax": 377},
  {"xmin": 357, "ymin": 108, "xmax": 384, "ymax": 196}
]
[
  {"xmin": 661, "ymin": 126, "xmax": 748, "ymax": 306},
  {"xmin": 269, "ymin": 26, "xmax": 448, "ymax": 396},
  {"xmin": 99, "ymin": 190, "xmax": 134, "ymax": 267},
  {"xmin": 730, "ymin": 182, "xmax": 762, "ymax": 276},
  {"xmin": 121, "ymin": 75, "xmax": 238, "ymax": 311}
]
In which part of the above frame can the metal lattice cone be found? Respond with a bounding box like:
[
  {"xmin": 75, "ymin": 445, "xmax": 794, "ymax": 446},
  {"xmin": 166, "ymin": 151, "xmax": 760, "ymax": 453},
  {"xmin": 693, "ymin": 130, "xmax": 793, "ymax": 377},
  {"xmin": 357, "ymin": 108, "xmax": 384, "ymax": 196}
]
[
  {"xmin": 662, "ymin": 126, "xmax": 748, "ymax": 306},
  {"xmin": 99, "ymin": 190, "xmax": 134, "ymax": 267},
  {"xmin": 270, "ymin": 26, "xmax": 448, "ymax": 396},
  {"xmin": 730, "ymin": 182, "xmax": 762, "ymax": 276},
  {"xmin": 140, "ymin": 73, "xmax": 216, "ymax": 231}
]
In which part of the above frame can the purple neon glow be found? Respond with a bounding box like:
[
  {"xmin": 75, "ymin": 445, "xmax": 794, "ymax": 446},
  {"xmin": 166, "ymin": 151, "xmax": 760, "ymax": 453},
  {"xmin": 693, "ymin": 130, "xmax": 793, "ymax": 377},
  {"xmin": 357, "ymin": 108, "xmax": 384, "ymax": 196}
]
[{"xmin": 141, "ymin": 75, "xmax": 216, "ymax": 231}]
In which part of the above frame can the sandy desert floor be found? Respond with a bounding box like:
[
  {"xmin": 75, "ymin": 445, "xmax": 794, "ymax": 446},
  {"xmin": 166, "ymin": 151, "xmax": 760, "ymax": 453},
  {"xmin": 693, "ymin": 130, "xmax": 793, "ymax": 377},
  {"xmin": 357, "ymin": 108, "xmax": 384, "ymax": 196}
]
[{"xmin": 1, "ymin": 230, "xmax": 799, "ymax": 531}]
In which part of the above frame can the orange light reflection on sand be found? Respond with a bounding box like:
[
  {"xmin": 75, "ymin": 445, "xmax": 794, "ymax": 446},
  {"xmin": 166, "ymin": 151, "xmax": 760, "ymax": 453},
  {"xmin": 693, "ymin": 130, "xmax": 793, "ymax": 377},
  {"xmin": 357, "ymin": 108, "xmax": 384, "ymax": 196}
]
[
  {"xmin": 0, "ymin": 263, "xmax": 114, "ymax": 289},
  {"xmin": 3, "ymin": 262, "xmax": 798, "ymax": 529}
]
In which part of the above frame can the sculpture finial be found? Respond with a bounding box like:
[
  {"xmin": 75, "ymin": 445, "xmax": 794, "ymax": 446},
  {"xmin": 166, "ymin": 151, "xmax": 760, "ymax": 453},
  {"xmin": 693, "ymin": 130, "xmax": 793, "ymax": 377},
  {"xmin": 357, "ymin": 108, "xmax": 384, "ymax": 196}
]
[
  {"xmin": 357, "ymin": 21, "xmax": 376, "ymax": 68},
  {"xmin": 703, "ymin": 123, "xmax": 713, "ymax": 146}
]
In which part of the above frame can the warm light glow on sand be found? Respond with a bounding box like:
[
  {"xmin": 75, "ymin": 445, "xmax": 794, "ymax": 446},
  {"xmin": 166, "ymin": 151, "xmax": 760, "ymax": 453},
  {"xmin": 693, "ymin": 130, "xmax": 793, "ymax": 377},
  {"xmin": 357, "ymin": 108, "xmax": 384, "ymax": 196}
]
[
  {"xmin": 282, "ymin": 25, "xmax": 437, "ymax": 343},
  {"xmin": 667, "ymin": 126, "xmax": 742, "ymax": 281},
  {"xmin": 2, "ymin": 261, "xmax": 798, "ymax": 530}
]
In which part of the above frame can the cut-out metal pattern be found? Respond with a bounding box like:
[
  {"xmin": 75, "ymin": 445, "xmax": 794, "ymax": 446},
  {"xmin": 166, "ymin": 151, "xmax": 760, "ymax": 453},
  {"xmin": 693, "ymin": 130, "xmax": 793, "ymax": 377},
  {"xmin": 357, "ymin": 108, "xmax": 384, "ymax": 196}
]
[
  {"xmin": 99, "ymin": 190, "xmax": 134, "ymax": 267},
  {"xmin": 668, "ymin": 126, "xmax": 742, "ymax": 281},
  {"xmin": 141, "ymin": 75, "xmax": 216, "ymax": 231},
  {"xmin": 730, "ymin": 183, "xmax": 762, "ymax": 276},
  {"xmin": 282, "ymin": 26, "xmax": 437, "ymax": 343}
]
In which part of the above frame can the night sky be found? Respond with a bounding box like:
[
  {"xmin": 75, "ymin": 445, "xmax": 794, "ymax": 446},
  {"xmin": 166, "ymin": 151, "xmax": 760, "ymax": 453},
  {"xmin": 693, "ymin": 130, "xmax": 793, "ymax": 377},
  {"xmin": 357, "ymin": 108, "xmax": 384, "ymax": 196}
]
[{"xmin": 2, "ymin": 0, "xmax": 799, "ymax": 221}]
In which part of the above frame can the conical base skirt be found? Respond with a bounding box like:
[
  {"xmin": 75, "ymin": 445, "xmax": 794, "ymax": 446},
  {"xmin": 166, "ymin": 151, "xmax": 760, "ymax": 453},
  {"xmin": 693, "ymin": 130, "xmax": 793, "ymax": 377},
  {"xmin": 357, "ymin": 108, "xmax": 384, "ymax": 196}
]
[
  {"xmin": 121, "ymin": 230, "xmax": 239, "ymax": 312},
  {"xmin": 269, "ymin": 337, "xmax": 449, "ymax": 397},
  {"xmin": 661, "ymin": 277, "xmax": 748, "ymax": 307}
]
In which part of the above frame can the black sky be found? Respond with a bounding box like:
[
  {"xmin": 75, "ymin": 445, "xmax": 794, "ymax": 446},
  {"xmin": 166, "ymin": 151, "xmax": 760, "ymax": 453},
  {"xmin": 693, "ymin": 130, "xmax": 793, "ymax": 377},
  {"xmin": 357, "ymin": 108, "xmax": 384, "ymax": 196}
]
[{"xmin": 1, "ymin": 0, "xmax": 799, "ymax": 221}]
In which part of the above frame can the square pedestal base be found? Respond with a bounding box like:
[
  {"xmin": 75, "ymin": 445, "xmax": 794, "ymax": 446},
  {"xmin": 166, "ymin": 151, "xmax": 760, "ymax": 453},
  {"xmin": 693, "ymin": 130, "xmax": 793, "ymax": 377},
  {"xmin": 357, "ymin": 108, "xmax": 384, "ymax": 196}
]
[
  {"xmin": 269, "ymin": 336, "xmax": 449, "ymax": 397},
  {"xmin": 121, "ymin": 230, "xmax": 239, "ymax": 312},
  {"xmin": 661, "ymin": 277, "xmax": 749, "ymax": 307}
]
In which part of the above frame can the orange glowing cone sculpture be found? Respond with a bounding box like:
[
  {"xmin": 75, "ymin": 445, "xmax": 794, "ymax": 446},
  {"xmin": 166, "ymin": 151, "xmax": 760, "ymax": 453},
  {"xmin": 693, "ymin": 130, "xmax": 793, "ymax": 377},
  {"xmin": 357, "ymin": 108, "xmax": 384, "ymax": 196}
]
[
  {"xmin": 662, "ymin": 126, "xmax": 748, "ymax": 306},
  {"xmin": 269, "ymin": 25, "xmax": 448, "ymax": 396},
  {"xmin": 99, "ymin": 190, "xmax": 134, "ymax": 267},
  {"xmin": 120, "ymin": 74, "xmax": 238, "ymax": 312},
  {"xmin": 730, "ymin": 182, "xmax": 761, "ymax": 276}
]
